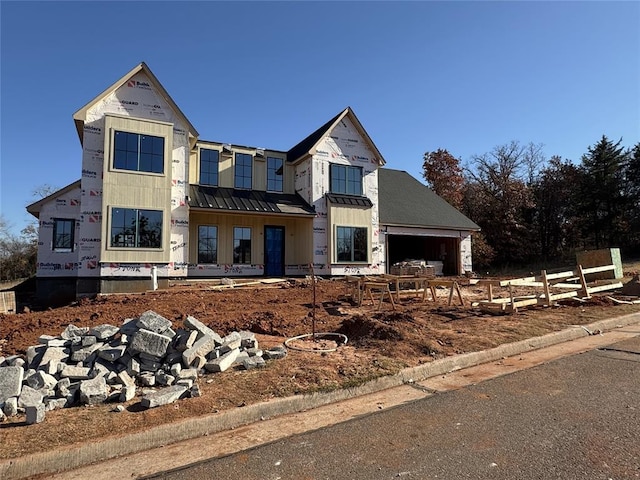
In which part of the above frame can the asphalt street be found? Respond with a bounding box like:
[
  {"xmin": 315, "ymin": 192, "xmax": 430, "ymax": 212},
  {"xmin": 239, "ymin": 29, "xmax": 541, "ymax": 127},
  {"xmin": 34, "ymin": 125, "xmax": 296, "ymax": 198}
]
[{"xmin": 148, "ymin": 336, "xmax": 640, "ymax": 480}]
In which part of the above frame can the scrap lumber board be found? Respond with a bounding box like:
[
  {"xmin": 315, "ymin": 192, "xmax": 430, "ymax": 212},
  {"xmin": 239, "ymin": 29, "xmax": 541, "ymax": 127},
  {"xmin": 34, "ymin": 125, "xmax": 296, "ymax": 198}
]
[{"xmin": 0, "ymin": 291, "xmax": 16, "ymax": 314}]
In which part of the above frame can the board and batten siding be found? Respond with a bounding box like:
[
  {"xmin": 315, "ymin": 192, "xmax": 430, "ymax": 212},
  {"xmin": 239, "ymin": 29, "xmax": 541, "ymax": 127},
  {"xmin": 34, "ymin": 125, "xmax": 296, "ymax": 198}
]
[{"xmin": 100, "ymin": 114, "xmax": 173, "ymax": 263}]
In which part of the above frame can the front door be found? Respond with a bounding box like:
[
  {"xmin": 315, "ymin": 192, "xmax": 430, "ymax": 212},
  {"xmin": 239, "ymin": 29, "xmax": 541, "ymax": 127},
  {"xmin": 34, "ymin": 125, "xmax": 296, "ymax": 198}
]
[{"xmin": 264, "ymin": 226, "xmax": 285, "ymax": 276}]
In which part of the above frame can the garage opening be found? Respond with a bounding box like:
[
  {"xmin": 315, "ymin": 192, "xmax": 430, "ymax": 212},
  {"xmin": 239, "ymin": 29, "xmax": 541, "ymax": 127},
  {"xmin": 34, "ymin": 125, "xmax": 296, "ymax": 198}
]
[{"xmin": 387, "ymin": 235, "xmax": 460, "ymax": 276}]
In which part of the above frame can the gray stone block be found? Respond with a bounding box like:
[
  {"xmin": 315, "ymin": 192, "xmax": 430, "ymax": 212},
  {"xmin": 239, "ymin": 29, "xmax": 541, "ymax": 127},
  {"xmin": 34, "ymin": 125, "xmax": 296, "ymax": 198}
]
[
  {"xmin": 70, "ymin": 342, "xmax": 103, "ymax": 363},
  {"xmin": 47, "ymin": 338, "xmax": 70, "ymax": 347},
  {"xmin": 139, "ymin": 359, "xmax": 163, "ymax": 372},
  {"xmin": 163, "ymin": 327, "xmax": 177, "ymax": 339},
  {"xmin": 176, "ymin": 378, "xmax": 193, "ymax": 388},
  {"xmin": 239, "ymin": 330, "xmax": 257, "ymax": 348},
  {"xmin": 138, "ymin": 373, "xmax": 156, "ymax": 387},
  {"xmin": 170, "ymin": 363, "xmax": 182, "ymax": 377},
  {"xmin": 61, "ymin": 324, "xmax": 89, "ymax": 341},
  {"xmin": 120, "ymin": 318, "xmax": 139, "ymax": 336},
  {"xmin": 137, "ymin": 310, "xmax": 172, "ymax": 334},
  {"xmin": 155, "ymin": 372, "xmax": 175, "ymax": 386},
  {"xmin": 141, "ymin": 385, "xmax": 188, "ymax": 408},
  {"xmin": 98, "ymin": 345, "xmax": 127, "ymax": 362},
  {"xmin": 188, "ymin": 383, "xmax": 201, "ymax": 398},
  {"xmin": 119, "ymin": 385, "xmax": 136, "ymax": 402},
  {"xmin": 177, "ymin": 368, "xmax": 198, "ymax": 381},
  {"xmin": 245, "ymin": 348, "xmax": 263, "ymax": 357},
  {"xmin": 204, "ymin": 348, "xmax": 240, "ymax": 373},
  {"xmin": 221, "ymin": 331, "xmax": 242, "ymax": 351},
  {"xmin": 8, "ymin": 356, "xmax": 25, "ymax": 368},
  {"xmin": 79, "ymin": 376, "xmax": 108, "ymax": 405},
  {"xmin": 89, "ymin": 324, "xmax": 120, "ymax": 341},
  {"xmin": 263, "ymin": 345, "xmax": 287, "ymax": 360},
  {"xmin": 117, "ymin": 370, "xmax": 135, "ymax": 388},
  {"xmin": 184, "ymin": 316, "xmax": 222, "ymax": 344},
  {"xmin": 45, "ymin": 397, "xmax": 67, "ymax": 411},
  {"xmin": 18, "ymin": 385, "xmax": 44, "ymax": 408},
  {"xmin": 182, "ymin": 334, "xmax": 216, "ymax": 367},
  {"xmin": 27, "ymin": 371, "xmax": 57, "ymax": 390},
  {"xmin": 38, "ymin": 345, "xmax": 69, "ymax": 368},
  {"xmin": 127, "ymin": 357, "xmax": 141, "ymax": 376},
  {"xmin": 60, "ymin": 365, "xmax": 91, "ymax": 380},
  {"xmin": 129, "ymin": 329, "xmax": 171, "ymax": 357},
  {"xmin": 26, "ymin": 344, "xmax": 45, "ymax": 368},
  {"xmin": 241, "ymin": 356, "xmax": 266, "ymax": 370},
  {"xmin": 0, "ymin": 366, "xmax": 24, "ymax": 403},
  {"xmin": 81, "ymin": 335, "xmax": 97, "ymax": 347},
  {"xmin": 3, "ymin": 397, "xmax": 18, "ymax": 417},
  {"xmin": 25, "ymin": 404, "xmax": 46, "ymax": 424}
]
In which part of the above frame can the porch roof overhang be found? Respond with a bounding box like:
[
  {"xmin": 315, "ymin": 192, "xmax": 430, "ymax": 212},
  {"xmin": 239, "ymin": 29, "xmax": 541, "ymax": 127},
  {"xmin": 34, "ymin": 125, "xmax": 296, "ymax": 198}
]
[{"xmin": 189, "ymin": 185, "xmax": 316, "ymax": 217}]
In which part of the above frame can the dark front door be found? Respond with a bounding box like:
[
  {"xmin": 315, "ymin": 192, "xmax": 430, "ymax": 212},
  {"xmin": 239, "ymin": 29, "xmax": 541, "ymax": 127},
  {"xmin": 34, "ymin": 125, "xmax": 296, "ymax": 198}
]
[{"xmin": 264, "ymin": 226, "xmax": 285, "ymax": 276}]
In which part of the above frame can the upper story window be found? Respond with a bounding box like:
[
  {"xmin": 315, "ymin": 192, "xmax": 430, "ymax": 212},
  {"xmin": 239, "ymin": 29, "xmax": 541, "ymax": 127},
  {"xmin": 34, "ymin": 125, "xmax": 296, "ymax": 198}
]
[
  {"xmin": 114, "ymin": 131, "xmax": 164, "ymax": 174},
  {"xmin": 234, "ymin": 153, "xmax": 252, "ymax": 189},
  {"xmin": 110, "ymin": 208, "xmax": 162, "ymax": 249},
  {"xmin": 267, "ymin": 157, "xmax": 284, "ymax": 192},
  {"xmin": 330, "ymin": 164, "xmax": 363, "ymax": 196},
  {"xmin": 200, "ymin": 148, "xmax": 219, "ymax": 186},
  {"xmin": 53, "ymin": 219, "xmax": 75, "ymax": 251}
]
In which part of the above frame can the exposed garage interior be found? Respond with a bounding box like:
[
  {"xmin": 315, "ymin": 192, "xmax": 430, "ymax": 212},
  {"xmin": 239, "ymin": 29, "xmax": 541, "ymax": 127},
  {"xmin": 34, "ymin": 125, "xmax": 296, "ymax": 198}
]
[{"xmin": 386, "ymin": 234, "xmax": 461, "ymax": 276}]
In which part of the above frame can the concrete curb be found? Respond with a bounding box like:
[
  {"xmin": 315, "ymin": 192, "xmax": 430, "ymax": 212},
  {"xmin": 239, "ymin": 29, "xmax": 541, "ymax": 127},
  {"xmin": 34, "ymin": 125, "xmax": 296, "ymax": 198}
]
[{"xmin": 2, "ymin": 312, "xmax": 640, "ymax": 480}]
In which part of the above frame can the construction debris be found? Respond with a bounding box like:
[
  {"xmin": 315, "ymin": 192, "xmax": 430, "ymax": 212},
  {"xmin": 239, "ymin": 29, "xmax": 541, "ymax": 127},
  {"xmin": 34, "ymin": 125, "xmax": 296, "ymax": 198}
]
[
  {"xmin": 620, "ymin": 274, "xmax": 640, "ymax": 297},
  {"xmin": 474, "ymin": 264, "xmax": 623, "ymax": 314},
  {"xmin": 0, "ymin": 311, "xmax": 287, "ymax": 424}
]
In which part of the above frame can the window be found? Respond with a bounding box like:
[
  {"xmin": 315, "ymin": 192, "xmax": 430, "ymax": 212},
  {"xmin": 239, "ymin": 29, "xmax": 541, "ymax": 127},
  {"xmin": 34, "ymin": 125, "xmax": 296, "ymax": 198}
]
[
  {"xmin": 53, "ymin": 219, "xmax": 74, "ymax": 251},
  {"xmin": 336, "ymin": 226, "xmax": 367, "ymax": 262},
  {"xmin": 267, "ymin": 157, "xmax": 284, "ymax": 192},
  {"xmin": 234, "ymin": 153, "xmax": 252, "ymax": 189},
  {"xmin": 110, "ymin": 208, "xmax": 162, "ymax": 248},
  {"xmin": 233, "ymin": 227, "xmax": 251, "ymax": 264},
  {"xmin": 114, "ymin": 131, "xmax": 164, "ymax": 174},
  {"xmin": 200, "ymin": 148, "xmax": 219, "ymax": 186},
  {"xmin": 198, "ymin": 226, "xmax": 218, "ymax": 264},
  {"xmin": 330, "ymin": 164, "xmax": 363, "ymax": 195}
]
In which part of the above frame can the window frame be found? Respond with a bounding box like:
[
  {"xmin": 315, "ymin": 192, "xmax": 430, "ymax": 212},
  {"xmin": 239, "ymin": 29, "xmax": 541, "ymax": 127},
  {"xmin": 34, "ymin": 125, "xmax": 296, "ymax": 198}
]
[
  {"xmin": 109, "ymin": 207, "xmax": 163, "ymax": 249},
  {"xmin": 330, "ymin": 164, "xmax": 363, "ymax": 196},
  {"xmin": 266, "ymin": 156, "xmax": 284, "ymax": 192},
  {"xmin": 234, "ymin": 153, "xmax": 253, "ymax": 189},
  {"xmin": 335, "ymin": 226, "xmax": 368, "ymax": 263},
  {"xmin": 233, "ymin": 226, "xmax": 252, "ymax": 264},
  {"xmin": 113, "ymin": 130, "xmax": 165, "ymax": 174},
  {"xmin": 197, "ymin": 225, "xmax": 218, "ymax": 264},
  {"xmin": 199, "ymin": 148, "xmax": 219, "ymax": 186},
  {"xmin": 52, "ymin": 218, "xmax": 75, "ymax": 252}
]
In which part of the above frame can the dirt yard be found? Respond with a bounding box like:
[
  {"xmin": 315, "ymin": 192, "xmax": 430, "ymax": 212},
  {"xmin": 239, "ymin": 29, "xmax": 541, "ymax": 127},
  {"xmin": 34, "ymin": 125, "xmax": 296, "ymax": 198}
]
[{"xmin": 1, "ymin": 273, "xmax": 640, "ymax": 461}]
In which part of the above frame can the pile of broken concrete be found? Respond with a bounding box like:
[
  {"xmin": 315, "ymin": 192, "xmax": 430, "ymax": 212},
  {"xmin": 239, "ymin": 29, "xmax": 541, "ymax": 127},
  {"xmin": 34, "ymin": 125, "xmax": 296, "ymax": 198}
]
[{"xmin": 0, "ymin": 311, "xmax": 287, "ymax": 425}]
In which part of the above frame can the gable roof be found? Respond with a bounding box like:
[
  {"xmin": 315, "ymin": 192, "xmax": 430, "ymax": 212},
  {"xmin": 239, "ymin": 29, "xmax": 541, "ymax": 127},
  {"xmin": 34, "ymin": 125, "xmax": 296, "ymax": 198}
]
[
  {"xmin": 26, "ymin": 179, "xmax": 81, "ymax": 218},
  {"xmin": 378, "ymin": 169, "xmax": 480, "ymax": 231},
  {"xmin": 72, "ymin": 62, "xmax": 199, "ymax": 147},
  {"xmin": 287, "ymin": 107, "xmax": 386, "ymax": 165}
]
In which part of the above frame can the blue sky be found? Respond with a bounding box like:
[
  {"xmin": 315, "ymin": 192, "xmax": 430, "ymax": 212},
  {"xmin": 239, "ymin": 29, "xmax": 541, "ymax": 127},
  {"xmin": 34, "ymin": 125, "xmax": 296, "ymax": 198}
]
[{"xmin": 1, "ymin": 1, "xmax": 639, "ymax": 235}]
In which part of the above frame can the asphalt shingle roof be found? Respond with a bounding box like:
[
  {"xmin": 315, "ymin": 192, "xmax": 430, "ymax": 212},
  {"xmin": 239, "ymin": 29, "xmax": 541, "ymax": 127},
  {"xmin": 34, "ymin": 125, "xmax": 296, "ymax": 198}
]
[{"xmin": 378, "ymin": 169, "xmax": 480, "ymax": 231}]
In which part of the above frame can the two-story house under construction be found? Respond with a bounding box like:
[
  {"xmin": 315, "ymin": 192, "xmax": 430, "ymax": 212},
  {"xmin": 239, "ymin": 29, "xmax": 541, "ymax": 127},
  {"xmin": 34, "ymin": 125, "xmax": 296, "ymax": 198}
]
[{"xmin": 27, "ymin": 63, "xmax": 479, "ymax": 304}]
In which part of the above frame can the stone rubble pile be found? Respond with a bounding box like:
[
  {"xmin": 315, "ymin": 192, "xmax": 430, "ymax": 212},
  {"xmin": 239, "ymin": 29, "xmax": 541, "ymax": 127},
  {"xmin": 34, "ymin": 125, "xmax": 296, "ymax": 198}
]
[{"xmin": 0, "ymin": 311, "xmax": 288, "ymax": 424}]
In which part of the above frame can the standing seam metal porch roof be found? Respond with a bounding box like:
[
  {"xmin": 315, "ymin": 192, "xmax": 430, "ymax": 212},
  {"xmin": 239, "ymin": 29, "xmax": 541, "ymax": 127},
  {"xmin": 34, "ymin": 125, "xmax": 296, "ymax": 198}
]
[{"xmin": 189, "ymin": 185, "xmax": 316, "ymax": 216}]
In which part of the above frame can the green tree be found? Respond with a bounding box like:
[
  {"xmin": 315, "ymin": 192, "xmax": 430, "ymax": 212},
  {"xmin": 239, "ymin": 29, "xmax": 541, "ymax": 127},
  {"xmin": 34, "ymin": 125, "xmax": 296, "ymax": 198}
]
[{"xmin": 578, "ymin": 136, "xmax": 628, "ymax": 249}]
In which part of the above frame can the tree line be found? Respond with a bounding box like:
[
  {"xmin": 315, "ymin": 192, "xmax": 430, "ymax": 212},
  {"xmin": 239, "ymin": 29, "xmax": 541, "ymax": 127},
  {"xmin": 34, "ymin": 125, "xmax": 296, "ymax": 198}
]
[{"xmin": 423, "ymin": 136, "xmax": 640, "ymax": 269}]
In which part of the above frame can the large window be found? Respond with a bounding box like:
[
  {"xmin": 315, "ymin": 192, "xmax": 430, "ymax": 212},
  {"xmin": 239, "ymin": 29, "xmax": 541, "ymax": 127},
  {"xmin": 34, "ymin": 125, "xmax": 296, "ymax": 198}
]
[
  {"xmin": 198, "ymin": 225, "xmax": 218, "ymax": 264},
  {"xmin": 234, "ymin": 153, "xmax": 252, "ymax": 189},
  {"xmin": 233, "ymin": 227, "xmax": 251, "ymax": 264},
  {"xmin": 336, "ymin": 226, "xmax": 367, "ymax": 262},
  {"xmin": 53, "ymin": 219, "xmax": 74, "ymax": 251},
  {"xmin": 267, "ymin": 157, "xmax": 284, "ymax": 192},
  {"xmin": 110, "ymin": 208, "xmax": 162, "ymax": 248},
  {"xmin": 330, "ymin": 164, "xmax": 363, "ymax": 195},
  {"xmin": 114, "ymin": 131, "xmax": 164, "ymax": 174},
  {"xmin": 200, "ymin": 149, "xmax": 219, "ymax": 186}
]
